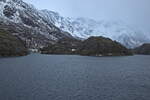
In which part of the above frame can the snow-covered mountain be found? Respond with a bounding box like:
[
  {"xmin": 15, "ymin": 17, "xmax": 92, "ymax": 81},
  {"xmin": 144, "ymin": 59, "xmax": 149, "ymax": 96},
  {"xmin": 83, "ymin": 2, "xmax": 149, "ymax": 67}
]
[
  {"xmin": 0, "ymin": 0, "xmax": 149, "ymax": 49},
  {"xmin": 40, "ymin": 10, "xmax": 150, "ymax": 48},
  {"xmin": 0, "ymin": 0, "xmax": 73, "ymax": 48}
]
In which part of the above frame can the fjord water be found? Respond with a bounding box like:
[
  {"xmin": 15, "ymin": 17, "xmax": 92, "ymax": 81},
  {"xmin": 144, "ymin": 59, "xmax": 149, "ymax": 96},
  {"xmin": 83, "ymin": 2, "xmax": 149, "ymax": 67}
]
[{"xmin": 0, "ymin": 54, "xmax": 150, "ymax": 100}]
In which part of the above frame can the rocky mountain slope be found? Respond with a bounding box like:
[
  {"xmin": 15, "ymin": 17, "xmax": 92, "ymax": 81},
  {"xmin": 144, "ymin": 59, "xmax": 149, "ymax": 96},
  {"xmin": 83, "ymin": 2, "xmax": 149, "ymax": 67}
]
[
  {"xmin": 0, "ymin": 0, "xmax": 73, "ymax": 49},
  {"xmin": 0, "ymin": 0, "xmax": 149, "ymax": 51},
  {"xmin": 40, "ymin": 10, "xmax": 150, "ymax": 48},
  {"xmin": 0, "ymin": 29, "xmax": 28, "ymax": 56}
]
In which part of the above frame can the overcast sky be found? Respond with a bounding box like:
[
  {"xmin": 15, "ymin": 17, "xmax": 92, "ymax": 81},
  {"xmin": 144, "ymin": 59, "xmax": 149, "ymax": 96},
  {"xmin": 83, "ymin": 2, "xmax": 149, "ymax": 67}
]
[{"xmin": 23, "ymin": 0, "xmax": 150, "ymax": 33}]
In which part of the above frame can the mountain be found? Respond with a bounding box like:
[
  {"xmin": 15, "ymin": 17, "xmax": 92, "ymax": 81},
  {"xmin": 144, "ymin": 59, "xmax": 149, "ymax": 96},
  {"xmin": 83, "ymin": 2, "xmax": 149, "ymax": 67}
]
[
  {"xmin": 0, "ymin": 29, "xmax": 28, "ymax": 56},
  {"xmin": 0, "ymin": 0, "xmax": 149, "ymax": 50},
  {"xmin": 40, "ymin": 10, "xmax": 150, "ymax": 48},
  {"xmin": 0, "ymin": 0, "xmax": 73, "ymax": 49},
  {"xmin": 77, "ymin": 36, "xmax": 132, "ymax": 56},
  {"xmin": 40, "ymin": 36, "xmax": 132, "ymax": 56},
  {"xmin": 134, "ymin": 43, "xmax": 150, "ymax": 55}
]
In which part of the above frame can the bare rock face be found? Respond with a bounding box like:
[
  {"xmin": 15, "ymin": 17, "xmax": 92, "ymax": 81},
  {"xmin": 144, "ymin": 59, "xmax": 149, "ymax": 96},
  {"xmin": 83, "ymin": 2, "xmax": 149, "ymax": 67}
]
[{"xmin": 3, "ymin": 5, "xmax": 16, "ymax": 18}]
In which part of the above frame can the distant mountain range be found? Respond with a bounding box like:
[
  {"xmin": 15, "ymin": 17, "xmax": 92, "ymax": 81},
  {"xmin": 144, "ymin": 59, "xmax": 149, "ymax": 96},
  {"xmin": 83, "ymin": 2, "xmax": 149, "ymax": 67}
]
[
  {"xmin": 40, "ymin": 10, "xmax": 150, "ymax": 48},
  {"xmin": 0, "ymin": 0, "xmax": 150, "ymax": 49}
]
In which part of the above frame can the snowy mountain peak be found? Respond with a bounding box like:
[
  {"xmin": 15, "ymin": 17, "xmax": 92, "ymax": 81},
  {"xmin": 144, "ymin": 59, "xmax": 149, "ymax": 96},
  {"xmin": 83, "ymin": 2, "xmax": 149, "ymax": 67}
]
[
  {"xmin": 40, "ymin": 10, "xmax": 150, "ymax": 48},
  {"xmin": 0, "ymin": 0, "xmax": 149, "ymax": 48}
]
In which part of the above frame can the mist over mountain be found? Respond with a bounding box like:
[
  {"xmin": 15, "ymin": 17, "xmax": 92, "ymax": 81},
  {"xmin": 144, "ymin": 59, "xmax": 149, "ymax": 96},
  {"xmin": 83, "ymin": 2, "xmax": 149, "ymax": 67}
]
[
  {"xmin": 0, "ymin": 0, "xmax": 150, "ymax": 49},
  {"xmin": 40, "ymin": 10, "xmax": 150, "ymax": 48}
]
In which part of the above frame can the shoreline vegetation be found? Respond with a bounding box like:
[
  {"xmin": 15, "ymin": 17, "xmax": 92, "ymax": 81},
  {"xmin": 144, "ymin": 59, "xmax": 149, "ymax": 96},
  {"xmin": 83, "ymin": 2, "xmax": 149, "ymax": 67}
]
[
  {"xmin": 0, "ymin": 29, "xmax": 149, "ymax": 57},
  {"xmin": 40, "ymin": 36, "xmax": 133, "ymax": 56},
  {"xmin": 0, "ymin": 29, "xmax": 28, "ymax": 57}
]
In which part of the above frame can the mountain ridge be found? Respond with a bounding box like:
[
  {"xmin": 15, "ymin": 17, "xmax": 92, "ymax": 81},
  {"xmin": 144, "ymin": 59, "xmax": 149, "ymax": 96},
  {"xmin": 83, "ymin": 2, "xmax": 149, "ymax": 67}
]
[
  {"xmin": 0, "ymin": 0, "xmax": 150, "ymax": 49},
  {"xmin": 40, "ymin": 9, "xmax": 150, "ymax": 48},
  {"xmin": 0, "ymin": 0, "xmax": 74, "ymax": 49}
]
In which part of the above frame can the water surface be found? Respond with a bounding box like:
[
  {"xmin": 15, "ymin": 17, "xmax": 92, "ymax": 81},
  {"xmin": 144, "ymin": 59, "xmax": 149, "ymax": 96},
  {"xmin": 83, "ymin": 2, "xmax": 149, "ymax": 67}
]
[{"xmin": 0, "ymin": 54, "xmax": 150, "ymax": 100}]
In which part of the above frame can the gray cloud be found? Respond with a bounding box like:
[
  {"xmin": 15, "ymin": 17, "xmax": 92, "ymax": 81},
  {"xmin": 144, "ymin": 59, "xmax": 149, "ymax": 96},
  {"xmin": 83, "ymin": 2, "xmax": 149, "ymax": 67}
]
[{"xmin": 24, "ymin": 0, "xmax": 150, "ymax": 34}]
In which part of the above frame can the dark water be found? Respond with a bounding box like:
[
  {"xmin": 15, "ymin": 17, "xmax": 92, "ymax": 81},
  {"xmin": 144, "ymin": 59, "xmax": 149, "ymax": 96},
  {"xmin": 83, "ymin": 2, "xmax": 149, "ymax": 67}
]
[{"xmin": 0, "ymin": 54, "xmax": 150, "ymax": 100}]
